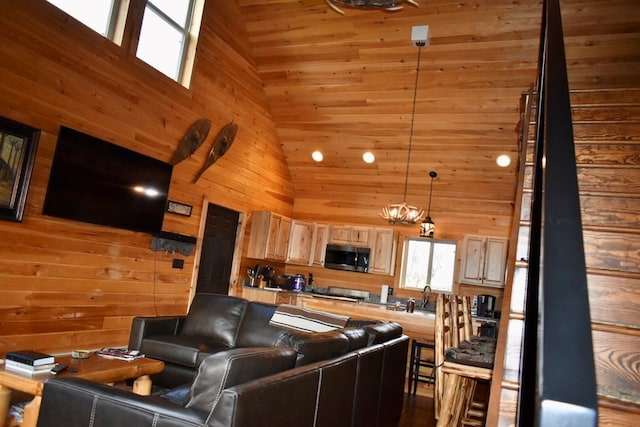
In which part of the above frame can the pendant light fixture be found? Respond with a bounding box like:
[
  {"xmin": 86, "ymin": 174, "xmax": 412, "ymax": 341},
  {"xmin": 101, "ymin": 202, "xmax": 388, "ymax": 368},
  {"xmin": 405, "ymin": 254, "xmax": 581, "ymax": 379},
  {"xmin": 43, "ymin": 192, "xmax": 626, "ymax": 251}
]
[
  {"xmin": 420, "ymin": 171, "xmax": 437, "ymax": 237},
  {"xmin": 381, "ymin": 26, "xmax": 429, "ymax": 225}
]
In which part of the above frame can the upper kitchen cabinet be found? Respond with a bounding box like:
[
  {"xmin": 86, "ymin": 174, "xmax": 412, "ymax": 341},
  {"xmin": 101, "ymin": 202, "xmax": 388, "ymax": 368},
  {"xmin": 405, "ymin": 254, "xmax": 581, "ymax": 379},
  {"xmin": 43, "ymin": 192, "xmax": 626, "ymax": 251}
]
[
  {"xmin": 286, "ymin": 220, "xmax": 315, "ymax": 265},
  {"xmin": 287, "ymin": 222, "xmax": 330, "ymax": 266},
  {"xmin": 368, "ymin": 228, "xmax": 397, "ymax": 275},
  {"xmin": 460, "ymin": 235, "xmax": 509, "ymax": 287},
  {"xmin": 247, "ymin": 211, "xmax": 292, "ymax": 261},
  {"xmin": 311, "ymin": 224, "xmax": 329, "ymax": 267},
  {"xmin": 328, "ymin": 225, "xmax": 372, "ymax": 246}
]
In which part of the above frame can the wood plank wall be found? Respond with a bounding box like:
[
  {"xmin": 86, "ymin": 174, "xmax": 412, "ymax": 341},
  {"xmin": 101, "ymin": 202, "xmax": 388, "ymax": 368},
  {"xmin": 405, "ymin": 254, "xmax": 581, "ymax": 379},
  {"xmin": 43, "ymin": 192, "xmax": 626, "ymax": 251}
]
[
  {"xmin": 238, "ymin": 0, "xmax": 640, "ymax": 314},
  {"xmin": 489, "ymin": 88, "xmax": 640, "ymax": 425},
  {"xmin": 0, "ymin": 6, "xmax": 637, "ymax": 423},
  {"xmin": 0, "ymin": 0, "xmax": 294, "ymax": 355}
]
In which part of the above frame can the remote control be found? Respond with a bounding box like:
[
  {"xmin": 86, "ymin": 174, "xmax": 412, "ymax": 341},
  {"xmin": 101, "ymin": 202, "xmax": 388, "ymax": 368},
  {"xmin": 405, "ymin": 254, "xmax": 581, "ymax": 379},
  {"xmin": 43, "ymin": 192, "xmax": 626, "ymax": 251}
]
[{"xmin": 50, "ymin": 364, "xmax": 68, "ymax": 374}]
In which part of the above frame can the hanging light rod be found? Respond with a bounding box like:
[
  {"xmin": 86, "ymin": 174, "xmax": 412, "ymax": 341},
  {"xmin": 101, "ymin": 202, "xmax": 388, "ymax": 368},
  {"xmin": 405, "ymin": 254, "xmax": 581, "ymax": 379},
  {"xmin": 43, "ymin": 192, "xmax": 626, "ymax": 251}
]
[
  {"xmin": 420, "ymin": 171, "xmax": 437, "ymax": 238},
  {"xmin": 381, "ymin": 25, "xmax": 430, "ymax": 225},
  {"xmin": 326, "ymin": 0, "xmax": 419, "ymax": 15}
]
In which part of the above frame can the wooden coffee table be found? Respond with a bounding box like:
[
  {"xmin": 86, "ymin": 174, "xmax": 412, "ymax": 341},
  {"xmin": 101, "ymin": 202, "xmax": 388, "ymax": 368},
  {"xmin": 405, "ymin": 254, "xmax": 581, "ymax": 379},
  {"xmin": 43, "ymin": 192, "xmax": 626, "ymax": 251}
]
[{"xmin": 0, "ymin": 354, "xmax": 164, "ymax": 427}]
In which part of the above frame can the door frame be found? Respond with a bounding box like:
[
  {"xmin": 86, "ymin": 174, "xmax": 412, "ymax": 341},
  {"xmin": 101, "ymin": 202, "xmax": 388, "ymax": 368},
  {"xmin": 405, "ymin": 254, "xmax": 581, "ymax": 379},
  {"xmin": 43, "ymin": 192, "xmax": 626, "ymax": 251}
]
[{"xmin": 188, "ymin": 197, "xmax": 247, "ymax": 306}]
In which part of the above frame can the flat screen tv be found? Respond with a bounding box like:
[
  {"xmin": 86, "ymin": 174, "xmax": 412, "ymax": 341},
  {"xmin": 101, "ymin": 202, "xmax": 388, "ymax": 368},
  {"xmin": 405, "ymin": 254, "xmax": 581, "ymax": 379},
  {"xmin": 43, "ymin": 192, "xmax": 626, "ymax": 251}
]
[{"xmin": 43, "ymin": 126, "xmax": 173, "ymax": 234}]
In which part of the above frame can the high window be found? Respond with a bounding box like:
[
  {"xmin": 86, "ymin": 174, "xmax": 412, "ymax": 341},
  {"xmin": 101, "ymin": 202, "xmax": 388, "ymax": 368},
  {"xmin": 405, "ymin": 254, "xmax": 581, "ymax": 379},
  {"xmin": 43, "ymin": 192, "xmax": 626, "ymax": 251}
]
[
  {"xmin": 400, "ymin": 238, "xmax": 457, "ymax": 293},
  {"xmin": 136, "ymin": 0, "xmax": 196, "ymax": 82},
  {"xmin": 45, "ymin": 0, "xmax": 203, "ymax": 87},
  {"xmin": 46, "ymin": 0, "xmax": 121, "ymax": 38}
]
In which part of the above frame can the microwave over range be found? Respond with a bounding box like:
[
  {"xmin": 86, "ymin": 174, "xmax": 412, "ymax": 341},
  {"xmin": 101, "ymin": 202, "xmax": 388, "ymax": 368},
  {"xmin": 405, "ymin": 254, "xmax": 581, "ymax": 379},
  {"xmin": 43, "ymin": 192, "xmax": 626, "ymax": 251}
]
[{"xmin": 324, "ymin": 244, "xmax": 370, "ymax": 273}]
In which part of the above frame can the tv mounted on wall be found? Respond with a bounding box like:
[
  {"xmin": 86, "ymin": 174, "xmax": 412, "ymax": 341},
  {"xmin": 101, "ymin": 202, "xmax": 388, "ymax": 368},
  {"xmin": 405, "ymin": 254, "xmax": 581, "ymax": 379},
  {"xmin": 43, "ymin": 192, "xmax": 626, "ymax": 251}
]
[{"xmin": 43, "ymin": 126, "xmax": 173, "ymax": 234}]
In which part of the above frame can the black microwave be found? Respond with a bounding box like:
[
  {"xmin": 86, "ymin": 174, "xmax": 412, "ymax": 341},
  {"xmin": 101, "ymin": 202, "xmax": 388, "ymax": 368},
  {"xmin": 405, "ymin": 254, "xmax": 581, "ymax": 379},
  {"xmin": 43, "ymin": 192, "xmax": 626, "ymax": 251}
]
[{"xmin": 324, "ymin": 244, "xmax": 370, "ymax": 273}]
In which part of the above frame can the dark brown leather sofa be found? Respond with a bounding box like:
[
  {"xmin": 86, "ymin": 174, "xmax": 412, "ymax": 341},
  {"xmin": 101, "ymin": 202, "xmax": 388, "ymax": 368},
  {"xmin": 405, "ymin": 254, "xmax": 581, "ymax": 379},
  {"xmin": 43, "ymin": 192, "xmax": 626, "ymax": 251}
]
[{"xmin": 36, "ymin": 293, "xmax": 409, "ymax": 427}]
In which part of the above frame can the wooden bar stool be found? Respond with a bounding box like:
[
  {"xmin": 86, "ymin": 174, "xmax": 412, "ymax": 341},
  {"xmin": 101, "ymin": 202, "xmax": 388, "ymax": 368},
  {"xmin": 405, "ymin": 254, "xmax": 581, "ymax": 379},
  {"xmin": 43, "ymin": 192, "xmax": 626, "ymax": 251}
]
[
  {"xmin": 435, "ymin": 294, "xmax": 494, "ymax": 427},
  {"xmin": 408, "ymin": 339, "xmax": 435, "ymax": 395}
]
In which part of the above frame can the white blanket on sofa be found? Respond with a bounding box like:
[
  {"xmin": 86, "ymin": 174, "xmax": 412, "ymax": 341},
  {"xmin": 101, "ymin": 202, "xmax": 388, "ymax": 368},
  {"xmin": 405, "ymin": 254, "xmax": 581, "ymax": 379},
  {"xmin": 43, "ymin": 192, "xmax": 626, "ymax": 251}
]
[{"xmin": 269, "ymin": 304, "xmax": 350, "ymax": 333}]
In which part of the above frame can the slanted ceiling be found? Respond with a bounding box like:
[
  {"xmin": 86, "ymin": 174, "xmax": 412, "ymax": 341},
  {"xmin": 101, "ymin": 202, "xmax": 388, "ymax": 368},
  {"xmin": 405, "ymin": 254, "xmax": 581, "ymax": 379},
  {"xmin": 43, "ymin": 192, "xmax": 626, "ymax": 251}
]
[{"xmin": 236, "ymin": 0, "xmax": 639, "ymax": 234}]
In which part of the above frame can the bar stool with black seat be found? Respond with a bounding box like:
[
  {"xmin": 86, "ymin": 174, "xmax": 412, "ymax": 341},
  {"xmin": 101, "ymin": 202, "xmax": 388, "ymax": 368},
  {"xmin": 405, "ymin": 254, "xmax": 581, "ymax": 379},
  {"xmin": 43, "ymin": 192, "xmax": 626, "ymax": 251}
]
[
  {"xmin": 408, "ymin": 339, "xmax": 435, "ymax": 395},
  {"xmin": 435, "ymin": 293, "xmax": 495, "ymax": 427}
]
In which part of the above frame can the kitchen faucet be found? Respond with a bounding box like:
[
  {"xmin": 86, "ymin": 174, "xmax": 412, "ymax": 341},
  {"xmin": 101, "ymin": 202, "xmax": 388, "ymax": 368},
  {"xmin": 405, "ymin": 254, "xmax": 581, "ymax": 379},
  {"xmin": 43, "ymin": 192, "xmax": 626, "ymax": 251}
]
[{"xmin": 421, "ymin": 285, "xmax": 431, "ymax": 308}]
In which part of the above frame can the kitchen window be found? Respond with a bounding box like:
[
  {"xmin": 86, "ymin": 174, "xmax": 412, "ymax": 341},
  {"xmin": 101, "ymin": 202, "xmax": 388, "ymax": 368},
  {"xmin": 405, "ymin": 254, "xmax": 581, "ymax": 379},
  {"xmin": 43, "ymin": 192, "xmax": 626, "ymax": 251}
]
[{"xmin": 400, "ymin": 238, "xmax": 457, "ymax": 293}]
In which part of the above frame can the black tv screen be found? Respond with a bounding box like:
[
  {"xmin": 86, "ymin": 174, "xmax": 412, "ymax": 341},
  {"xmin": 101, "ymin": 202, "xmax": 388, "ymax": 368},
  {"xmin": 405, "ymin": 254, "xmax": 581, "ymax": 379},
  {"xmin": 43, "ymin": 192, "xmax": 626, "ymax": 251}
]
[{"xmin": 43, "ymin": 126, "xmax": 173, "ymax": 234}]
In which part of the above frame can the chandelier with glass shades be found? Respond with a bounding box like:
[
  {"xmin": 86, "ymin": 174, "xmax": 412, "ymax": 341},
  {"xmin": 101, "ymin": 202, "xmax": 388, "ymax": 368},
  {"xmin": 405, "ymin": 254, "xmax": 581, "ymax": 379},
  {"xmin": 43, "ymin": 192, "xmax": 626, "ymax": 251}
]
[{"xmin": 381, "ymin": 30, "xmax": 428, "ymax": 225}]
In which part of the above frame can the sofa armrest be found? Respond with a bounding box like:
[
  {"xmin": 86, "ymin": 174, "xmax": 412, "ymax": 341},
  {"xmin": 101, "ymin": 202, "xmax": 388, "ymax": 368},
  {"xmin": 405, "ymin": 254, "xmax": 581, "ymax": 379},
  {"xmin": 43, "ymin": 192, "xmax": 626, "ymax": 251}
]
[
  {"xmin": 36, "ymin": 378, "xmax": 206, "ymax": 427},
  {"xmin": 128, "ymin": 316, "xmax": 185, "ymax": 351}
]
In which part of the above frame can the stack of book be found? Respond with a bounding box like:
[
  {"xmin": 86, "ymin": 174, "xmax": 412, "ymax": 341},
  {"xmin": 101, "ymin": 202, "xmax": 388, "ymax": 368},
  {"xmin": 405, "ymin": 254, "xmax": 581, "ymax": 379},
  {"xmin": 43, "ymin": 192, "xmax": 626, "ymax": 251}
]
[{"xmin": 4, "ymin": 350, "xmax": 56, "ymax": 375}]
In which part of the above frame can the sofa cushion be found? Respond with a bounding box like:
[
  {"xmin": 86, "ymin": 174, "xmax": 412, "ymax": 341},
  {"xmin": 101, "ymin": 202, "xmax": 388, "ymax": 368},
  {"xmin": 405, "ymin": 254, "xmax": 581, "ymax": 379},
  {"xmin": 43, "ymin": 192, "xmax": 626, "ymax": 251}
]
[
  {"xmin": 364, "ymin": 322, "xmax": 404, "ymax": 346},
  {"xmin": 185, "ymin": 346, "xmax": 297, "ymax": 412},
  {"xmin": 339, "ymin": 327, "xmax": 368, "ymax": 351},
  {"xmin": 276, "ymin": 330, "xmax": 349, "ymax": 366},
  {"xmin": 269, "ymin": 304, "xmax": 350, "ymax": 333},
  {"xmin": 180, "ymin": 294, "xmax": 248, "ymax": 348},
  {"xmin": 346, "ymin": 318, "xmax": 381, "ymax": 328},
  {"xmin": 236, "ymin": 301, "xmax": 289, "ymax": 347},
  {"xmin": 140, "ymin": 334, "xmax": 230, "ymax": 367}
]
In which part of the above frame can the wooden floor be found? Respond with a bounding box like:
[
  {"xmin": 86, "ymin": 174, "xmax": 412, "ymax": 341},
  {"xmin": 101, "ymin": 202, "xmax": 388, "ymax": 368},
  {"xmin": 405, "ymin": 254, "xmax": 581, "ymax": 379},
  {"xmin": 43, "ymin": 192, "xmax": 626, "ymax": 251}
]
[{"xmin": 397, "ymin": 393, "xmax": 437, "ymax": 427}]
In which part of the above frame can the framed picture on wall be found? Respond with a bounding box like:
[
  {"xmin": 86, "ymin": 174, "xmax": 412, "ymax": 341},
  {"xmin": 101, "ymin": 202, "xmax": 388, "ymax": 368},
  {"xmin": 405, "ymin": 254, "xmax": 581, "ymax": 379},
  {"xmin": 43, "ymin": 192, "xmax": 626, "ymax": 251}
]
[{"xmin": 0, "ymin": 116, "xmax": 41, "ymax": 222}]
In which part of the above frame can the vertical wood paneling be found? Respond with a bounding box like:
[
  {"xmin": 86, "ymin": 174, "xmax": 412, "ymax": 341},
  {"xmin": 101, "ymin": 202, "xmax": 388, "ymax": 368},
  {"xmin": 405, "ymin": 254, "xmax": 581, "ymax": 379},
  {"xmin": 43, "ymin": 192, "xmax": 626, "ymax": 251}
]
[
  {"xmin": 0, "ymin": 0, "xmax": 294, "ymax": 355},
  {"xmin": 491, "ymin": 86, "xmax": 640, "ymax": 424},
  {"xmin": 0, "ymin": 2, "xmax": 638, "ymax": 423}
]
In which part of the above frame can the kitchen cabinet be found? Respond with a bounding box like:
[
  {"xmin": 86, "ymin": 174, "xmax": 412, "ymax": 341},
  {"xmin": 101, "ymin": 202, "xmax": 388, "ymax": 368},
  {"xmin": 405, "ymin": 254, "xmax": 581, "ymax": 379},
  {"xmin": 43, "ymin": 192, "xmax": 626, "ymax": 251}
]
[
  {"xmin": 242, "ymin": 287, "xmax": 302, "ymax": 305},
  {"xmin": 369, "ymin": 228, "xmax": 396, "ymax": 275},
  {"xmin": 460, "ymin": 235, "xmax": 509, "ymax": 287},
  {"xmin": 247, "ymin": 211, "xmax": 291, "ymax": 261},
  {"xmin": 311, "ymin": 224, "xmax": 329, "ymax": 267},
  {"xmin": 286, "ymin": 220, "xmax": 315, "ymax": 265},
  {"xmin": 328, "ymin": 225, "xmax": 372, "ymax": 246},
  {"xmin": 286, "ymin": 222, "xmax": 330, "ymax": 267}
]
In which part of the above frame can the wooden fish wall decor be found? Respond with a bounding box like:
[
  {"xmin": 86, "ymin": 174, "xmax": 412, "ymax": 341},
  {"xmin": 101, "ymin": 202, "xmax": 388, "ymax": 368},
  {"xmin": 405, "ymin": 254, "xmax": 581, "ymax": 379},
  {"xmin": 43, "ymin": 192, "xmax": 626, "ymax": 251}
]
[
  {"xmin": 326, "ymin": 0, "xmax": 418, "ymax": 14},
  {"xmin": 192, "ymin": 122, "xmax": 239, "ymax": 183},
  {"xmin": 170, "ymin": 118, "xmax": 212, "ymax": 165}
]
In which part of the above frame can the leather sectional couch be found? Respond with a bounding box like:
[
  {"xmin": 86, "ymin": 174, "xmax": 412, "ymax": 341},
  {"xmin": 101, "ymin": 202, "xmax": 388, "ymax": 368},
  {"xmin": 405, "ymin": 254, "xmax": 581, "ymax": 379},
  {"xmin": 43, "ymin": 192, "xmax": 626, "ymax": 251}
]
[{"xmin": 36, "ymin": 293, "xmax": 409, "ymax": 427}]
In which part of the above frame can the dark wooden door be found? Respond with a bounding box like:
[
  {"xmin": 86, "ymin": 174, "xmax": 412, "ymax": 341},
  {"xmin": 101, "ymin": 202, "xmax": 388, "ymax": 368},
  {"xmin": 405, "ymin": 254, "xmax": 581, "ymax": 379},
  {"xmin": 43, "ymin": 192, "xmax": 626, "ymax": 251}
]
[{"xmin": 195, "ymin": 203, "xmax": 239, "ymax": 294}]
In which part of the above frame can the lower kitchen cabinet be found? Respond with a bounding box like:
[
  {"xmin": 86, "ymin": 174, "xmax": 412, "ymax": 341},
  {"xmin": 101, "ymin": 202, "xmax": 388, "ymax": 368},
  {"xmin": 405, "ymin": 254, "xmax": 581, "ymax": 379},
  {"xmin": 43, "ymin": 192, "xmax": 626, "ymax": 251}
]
[{"xmin": 242, "ymin": 287, "xmax": 302, "ymax": 305}]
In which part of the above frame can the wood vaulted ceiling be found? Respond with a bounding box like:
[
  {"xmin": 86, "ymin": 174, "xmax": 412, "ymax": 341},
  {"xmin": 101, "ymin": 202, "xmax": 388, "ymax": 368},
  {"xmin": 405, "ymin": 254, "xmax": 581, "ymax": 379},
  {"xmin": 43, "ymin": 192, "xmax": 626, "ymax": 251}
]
[{"xmin": 235, "ymin": 0, "xmax": 627, "ymax": 231}]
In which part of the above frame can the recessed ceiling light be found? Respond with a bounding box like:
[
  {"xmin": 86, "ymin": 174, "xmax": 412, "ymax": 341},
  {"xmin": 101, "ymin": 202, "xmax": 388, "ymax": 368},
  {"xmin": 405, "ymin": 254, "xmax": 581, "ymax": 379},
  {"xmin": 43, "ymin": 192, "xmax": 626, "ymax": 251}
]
[
  {"xmin": 496, "ymin": 154, "xmax": 511, "ymax": 167},
  {"xmin": 362, "ymin": 152, "xmax": 375, "ymax": 163},
  {"xmin": 312, "ymin": 151, "xmax": 323, "ymax": 162}
]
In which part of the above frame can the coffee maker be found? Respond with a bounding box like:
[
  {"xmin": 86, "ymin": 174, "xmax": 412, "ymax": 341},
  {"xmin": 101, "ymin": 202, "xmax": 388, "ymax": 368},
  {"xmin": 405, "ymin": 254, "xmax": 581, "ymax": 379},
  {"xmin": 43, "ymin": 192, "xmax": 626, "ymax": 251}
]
[{"xmin": 477, "ymin": 295, "xmax": 497, "ymax": 318}]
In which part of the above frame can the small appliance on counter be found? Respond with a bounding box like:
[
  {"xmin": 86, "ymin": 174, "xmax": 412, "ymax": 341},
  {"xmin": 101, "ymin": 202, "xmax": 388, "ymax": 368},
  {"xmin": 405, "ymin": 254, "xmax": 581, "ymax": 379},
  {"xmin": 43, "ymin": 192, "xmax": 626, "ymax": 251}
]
[
  {"xmin": 291, "ymin": 274, "xmax": 306, "ymax": 292},
  {"xmin": 271, "ymin": 275, "xmax": 293, "ymax": 290},
  {"xmin": 477, "ymin": 295, "xmax": 497, "ymax": 318}
]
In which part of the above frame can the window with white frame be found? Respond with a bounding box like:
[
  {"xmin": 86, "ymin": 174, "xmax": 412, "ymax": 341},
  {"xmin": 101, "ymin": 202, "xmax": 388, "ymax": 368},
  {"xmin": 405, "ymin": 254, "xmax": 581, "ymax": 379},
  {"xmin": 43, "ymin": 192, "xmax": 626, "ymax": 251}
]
[
  {"xmin": 46, "ymin": 0, "xmax": 121, "ymax": 39},
  {"xmin": 136, "ymin": 0, "xmax": 196, "ymax": 82},
  {"xmin": 45, "ymin": 0, "xmax": 202, "ymax": 87},
  {"xmin": 400, "ymin": 238, "xmax": 457, "ymax": 293}
]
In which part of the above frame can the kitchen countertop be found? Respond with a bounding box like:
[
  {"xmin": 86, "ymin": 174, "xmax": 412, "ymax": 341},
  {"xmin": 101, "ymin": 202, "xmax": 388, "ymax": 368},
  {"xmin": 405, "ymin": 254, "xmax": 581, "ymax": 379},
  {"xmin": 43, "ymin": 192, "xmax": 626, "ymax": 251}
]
[{"xmin": 243, "ymin": 286, "xmax": 498, "ymax": 328}]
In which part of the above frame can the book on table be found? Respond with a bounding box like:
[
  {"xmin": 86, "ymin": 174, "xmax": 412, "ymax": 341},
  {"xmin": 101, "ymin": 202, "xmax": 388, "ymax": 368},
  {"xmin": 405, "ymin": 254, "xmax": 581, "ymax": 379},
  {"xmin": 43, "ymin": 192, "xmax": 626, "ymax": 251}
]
[
  {"xmin": 5, "ymin": 350, "xmax": 55, "ymax": 366},
  {"xmin": 95, "ymin": 347, "xmax": 144, "ymax": 361},
  {"xmin": 4, "ymin": 359, "xmax": 56, "ymax": 375}
]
